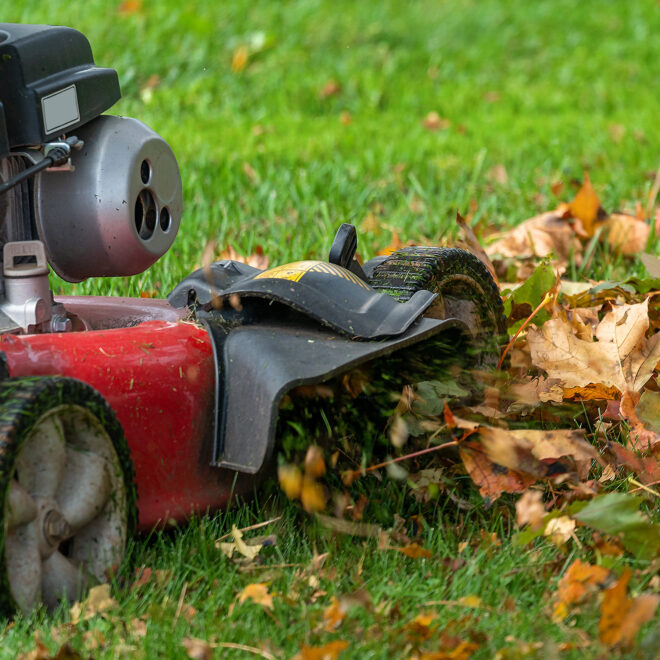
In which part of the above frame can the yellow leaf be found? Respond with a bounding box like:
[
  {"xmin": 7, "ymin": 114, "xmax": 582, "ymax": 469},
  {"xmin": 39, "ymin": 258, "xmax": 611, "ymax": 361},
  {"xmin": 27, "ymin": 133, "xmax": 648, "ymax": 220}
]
[
  {"xmin": 322, "ymin": 596, "xmax": 346, "ymax": 631},
  {"xmin": 304, "ymin": 445, "xmax": 326, "ymax": 478},
  {"xmin": 117, "ymin": 0, "xmax": 141, "ymax": 15},
  {"xmin": 553, "ymin": 559, "xmax": 610, "ymax": 622},
  {"xmin": 293, "ymin": 641, "xmax": 349, "ymax": 660},
  {"xmin": 237, "ymin": 582, "xmax": 274, "ymax": 609},
  {"xmin": 457, "ymin": 595, "xmax": 483, "ymax": 608},
  {"xmin": 215, "ymin": 525, "xmax": 262, "ymax": 560},
  {"xmin": 69, "ymin": 583, "xmax": 117, "ymax": 623},
  {"xmin": 231, "ymin": 45, "xmax": 249, "ymax": 72},
  {"xmin": 567, "ymin": 172, "xmax": 607, "ymax": 237},
  {"xmin": 301, "ymin": 477, "xmax": 326, "ymax": 513},
  {"xmin": 393, "ymin": 543, "xmax": 432, "ymax": 559},
  {"xmin": 278, "ymin": 464, "xmax": 302, "ymax": 500}
]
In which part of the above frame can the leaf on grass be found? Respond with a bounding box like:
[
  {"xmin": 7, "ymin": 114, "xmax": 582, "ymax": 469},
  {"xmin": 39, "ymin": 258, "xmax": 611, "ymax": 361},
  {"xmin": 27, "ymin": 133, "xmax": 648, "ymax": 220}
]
[
  {"xmin": 315, "ymin": 512, "xmax": 382, "ymax": 538},
  {"xmin": 456, "ymin": 212, "xmax": 499, "ymax": 286},
  {"xmin": 565, "ymin": 172, "xmax": 607, "ymax": 237},
  {"xmin": 598, "ymin": 568, "xmax": 659, "ymax": 647},
  {"xmin": 552, "ymin": 559, "xmax": 610, "ymax": 622},
  {"xmin": 607, "ymin": 442, "xmax": 660, "ymax": 485},
  {"xmin": 393, "ymin": 543, "xmax": 433, "ymax": 559},
  {"xmin": 216, "ymin": 525, "xmax": 262, "ymax": 560},
  {"xmin": 293, "ymin": 641, "xmax": 349, "ymax": 660},
  {"xmin": 543, "ymin": 516, "xmax": 576, "ymax": 547},
  {"xmin": 69, "ymin": 584, "xmax": 116, "ymax": 623},
  {"xmin": 459, "ymin": 440, "xmax": 536, "ymax": 501},
  {"xmin": 485, "ymin": 211, "xmax": 582, "ymax": 268},
  {"xmin": 236, "ymin": 582, "xmax": 274, "ymax": 610},
  {"xmin": 231, "ymin": 45, "xmax": 249, "ymax": 72},
  {"xmin": 323, "ymin": 596, "xmax": 347, "ymax": 631},
  {"xmin": 572, "ymin": 492, "xmax": 660, "ymax": 559},
  {"xmin": 515, "ymin": 490, "xmax": 545, "ymax": 531},
  {"xmin": 603, "ymin": 213, "xmax": 650, "ymax": 255},
  {"xmin": 478, "ymin": 427, "xmax": 597, "ymax": 480},
  {"xmin": 528, "ymin": 299, "xmax": 660, "ymax": 395},
  {"xmin": 405, "ymin": 612, "xmax": 437, "ymax": 640},
  {"xmin": 619, "ymin": 390, "xmax": 660, "ymax": 452},
  {"xmin": 219, "ymin": 243, "xmax": 269, "ymax": 270},
  {"xmin": 415, "ymin": 642, "xmax": 480, "ymax": 659},
  {"xmin": 182, "ymin": 637, "xmax": 213, "ymax": 660}
]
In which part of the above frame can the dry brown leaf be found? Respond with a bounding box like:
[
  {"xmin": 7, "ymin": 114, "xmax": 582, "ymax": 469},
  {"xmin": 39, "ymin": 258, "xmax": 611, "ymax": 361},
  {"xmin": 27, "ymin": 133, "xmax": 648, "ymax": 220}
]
[
  {"xmin": 478, "ymin": 427, "xmax": 597, "ymax": 480},
  {"xmin": 552, "ymin": 559, "xmax": 610, "ymax": 621},
  {"xmin": 414, "ymin": 642, "xmax": 480, "ymax": 660},
  {"xmin": 619, "ymin": 391, "xmax": 660, "ymax": 452},
  {"xmin": 293, "ymin": 640, "xmax": 349, "ymax": 660},
  {"xmin": 528, "ymin": 299, "xmax": 660, "ymax": 395},
  {"xmin": 405, "ymin": 612, "xmax": 437, "ymax": 640},
  {"xmin": 456, "ymin": 212, "xmax": 499, "ymax": 286},
  {"xmin": 117, "ymin": 0, "xmax": 141, "ymax": 15},
  {"xmin": 607, "ymin": 442, "xmax": 660, "ymax": 485},
  {"xmin": 485, "ymin": 211, "xmax": 582, "ymax": 270},
  {"xmin": 69, "ymin": 584, "xmax": 116, "ymax": 623},
  {"xmin": 323, "ymin": 596, "xmax": 346, "ymax": 631},
  {"xmin": 459, "ymin": 441, "xmax": 536, "ymax": 501},
  {"xmin": 599, "ymin": 568, "xmax": 659, "ymax": 647},
  {"xmin": 319, "ymin": 79, "xmax": 342, "ymax": 99},
  {"xmin": 515, "ymin": 490, "xmax": 545, "ymax": 531},
  {"xmin": 422, "ymin": 112, "xmax": 450, "ymax": 131},
  {"xmin": 544, "ymin": 516, "xmax": 576, "ymax": 547},
  {"xmin": 219, "ymin": 243, "xmax": 269, "ymax": 270},
  {"xmin": 603, "ymin": 213, "xmax": 650, "ymax": 255},
  {"xmin": 182, "ymin": 637, "xmax": 213, "ymax": 660}
]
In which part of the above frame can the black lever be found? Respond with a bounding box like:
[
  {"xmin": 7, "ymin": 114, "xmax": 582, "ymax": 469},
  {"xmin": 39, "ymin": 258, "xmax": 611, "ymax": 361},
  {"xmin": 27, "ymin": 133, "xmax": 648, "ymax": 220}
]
[{"xmin": 328, "ymin": 223, "xmax": 368, "ymax": 282}]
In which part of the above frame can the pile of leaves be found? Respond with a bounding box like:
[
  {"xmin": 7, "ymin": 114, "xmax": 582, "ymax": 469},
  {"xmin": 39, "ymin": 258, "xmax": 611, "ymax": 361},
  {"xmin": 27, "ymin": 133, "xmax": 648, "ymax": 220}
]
[{"xmin": 275, "ymin": 174, "xmax": 660, "ymax": 654}]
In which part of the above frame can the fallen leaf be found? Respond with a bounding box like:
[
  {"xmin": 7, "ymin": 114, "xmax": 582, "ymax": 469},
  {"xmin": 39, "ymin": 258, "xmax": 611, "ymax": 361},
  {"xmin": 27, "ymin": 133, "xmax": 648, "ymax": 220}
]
[
  {"xmin": 528, "ymin": 299, "xmax": 660, "ymax": 395},
  {"xmin": 515, "ymin": 490, "xmax": 545, "ymax": 531},
  {"xmin": 456, "ymin": 212, "xmax": 499, "ymax": 286},
  {"xmin": 319, "ymin": 79, "xmax": 342, "ymax": 99},
  {"xmin": 69, "ymin": 584, "xmax": 116, "ymax": 623},
  {"xmin": 236, "ymin": 582, "xmax": 274, "ymax": 610},
  {"xmin": 393, "ymin": 543, "xmax": 433, "ymax": 559},
  {"xmin": 405, "ymin": 612, "xmax": 437, "ymax": 640},
  {"xmin": 216, "ymin": 525, "xmax": 262, "ymax": 560},
  {"xmin": 553, "ymin": 559, "xmax": 610, "ymax": 621},
  {"xmin": 231, "ymin": 45, "xmax": 249, "ymax": 72},
  {"xmin": 182, "ymin": 637, "xmax": 213, "ymax": 660},
  {"xmin": 543, "ymin": 516, "xmax": 576, "ymax": 547},
  {"xmin": 487, "ymin": 164, "xmax": 508, "ymax": 185},
  {"xmin": 459, "ymin": 440, "xmax": 536, "ymax": 501},
  {"xmin": 486, "ymin": 211, "xmax": 582, "ymax": 270},
  {"xmin": 640, "ymin": 252, "xmax": 660, "ymax": 278},
  {"xmin": 293, "ymin": 641, "xmax": 349, "ymax": 660},
  {"xmin": 117, "ymin": 0, "xmax": 141, "ymax": 15},
  {"xmin": 599, "ymin": 568, "xmax": 659, "ymax": 647},
  {"xmin": 415, "ymin": 642, "xmax": 480, "ymax": 659},
  {"xmin": 603, "ymin": 213, "xmax": 650, "ymax": 255},
  {"xmin": 323, "ymin": 596, "xmax": 346, "ymax": 631},
  {"xmin": 566, "ymin": 172, "xmax": 608, "ymax": 237},
  {"xmin": 219, "ymin": 243, "xmax": 269, "ymax": 270},
  {"xmin": 422, "ymin": 112, "xmax": 450, "ymax": 131}
]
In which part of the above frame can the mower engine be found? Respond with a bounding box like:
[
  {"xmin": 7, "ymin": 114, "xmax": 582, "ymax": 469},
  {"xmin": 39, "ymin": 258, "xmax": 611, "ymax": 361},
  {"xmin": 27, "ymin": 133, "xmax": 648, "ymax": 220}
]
[{"xmin": 0, "ymin": 23, "xmax": 182, "ymax": 333}]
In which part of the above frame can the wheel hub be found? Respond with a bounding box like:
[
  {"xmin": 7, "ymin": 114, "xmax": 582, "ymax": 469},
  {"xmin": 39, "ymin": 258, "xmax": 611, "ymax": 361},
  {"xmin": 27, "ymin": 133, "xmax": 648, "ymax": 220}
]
[{"xmin": 42, "ymin": 509, "xmax": 71, "ymax": 547}]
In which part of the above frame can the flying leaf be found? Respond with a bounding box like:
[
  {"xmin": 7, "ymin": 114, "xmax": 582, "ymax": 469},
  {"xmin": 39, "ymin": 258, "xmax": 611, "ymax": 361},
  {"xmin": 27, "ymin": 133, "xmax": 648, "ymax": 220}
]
[
  {"xmin": 502, "ymin": 261, "xmax": 556, "ymax": 331},
  {"xmin": 598, "ymin": 568, "xmax": 659, "ymax": 647},
  {"xmin": 528, "ymin": 299, "xmax": 660, "ymax": 395},
  {"xmin": 456, "ymin": 212, "xmax": 499, "ymax": 285},
  {"xmin": 552, "ymin": 559, "xmax": 610, "ymax": 622},
  {"xmin": 304, "ymin": 445, "xmax": 326, "ymax": 478},
  {"xmin": 640, "ymin": 252, "xmax": 660, "ymax": 278},
  {"xmin": 301, "ymin": 476, "xmax": 326, "ymax": 513},
  {"xmin": 572, "ymin": 492, "xmax": 660, "ymax": 559},
  {"xmin": 278, "ymin": 464, "xmax": 303, "ymax": 499},
  {"xmin": 543, "ymin": 516, "xmax": 576, "ymax": 547}
]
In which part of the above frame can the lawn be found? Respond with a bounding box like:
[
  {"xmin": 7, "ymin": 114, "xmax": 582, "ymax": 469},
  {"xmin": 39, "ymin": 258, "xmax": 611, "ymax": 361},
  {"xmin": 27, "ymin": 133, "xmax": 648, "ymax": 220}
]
[{"xmin": 2, "ymin": 1, "xmax": 660, "ymax": 658}]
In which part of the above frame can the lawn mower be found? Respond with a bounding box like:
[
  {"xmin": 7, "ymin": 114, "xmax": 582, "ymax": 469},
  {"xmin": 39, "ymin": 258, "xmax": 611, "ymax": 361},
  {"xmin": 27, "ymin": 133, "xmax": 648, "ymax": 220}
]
[{"xmin": 0, "ymin": 22, "xmax": 505, "ymax": 616}]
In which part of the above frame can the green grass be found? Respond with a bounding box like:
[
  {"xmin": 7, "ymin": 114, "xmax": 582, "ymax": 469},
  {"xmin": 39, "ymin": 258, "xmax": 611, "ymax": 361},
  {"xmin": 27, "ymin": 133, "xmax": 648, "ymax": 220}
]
[{"xmin": 2, "ymin": 1, "xmax": 660, "ymax": 658}]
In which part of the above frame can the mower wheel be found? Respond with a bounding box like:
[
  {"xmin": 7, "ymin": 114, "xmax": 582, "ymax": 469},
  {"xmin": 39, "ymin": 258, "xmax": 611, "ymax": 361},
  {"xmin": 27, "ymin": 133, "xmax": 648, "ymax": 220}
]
[
  {"xmin": 368, "ymin": 246, "xmax": 506, "ymax": 362},
  {"xmin": 0, "ymin": 377, "xmax": 137, "ymax": 615}
]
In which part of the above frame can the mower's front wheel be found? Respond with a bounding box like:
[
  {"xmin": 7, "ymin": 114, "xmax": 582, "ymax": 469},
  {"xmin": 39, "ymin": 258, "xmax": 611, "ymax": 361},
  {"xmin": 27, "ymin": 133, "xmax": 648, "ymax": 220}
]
[
  {"xmin": 0, "ymin": 377, "xmax": 137, "ymax": 616},
  {"xmin": 368, "ymin": 246, "xmax": 506, "ymax": 364}
]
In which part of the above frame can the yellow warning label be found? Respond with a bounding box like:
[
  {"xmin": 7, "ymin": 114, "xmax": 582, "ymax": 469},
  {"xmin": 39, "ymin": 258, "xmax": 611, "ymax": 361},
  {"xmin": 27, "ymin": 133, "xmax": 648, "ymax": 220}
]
[{"xmin": 253, "ymin": 260, "xmax": 370, "ymax": 289}]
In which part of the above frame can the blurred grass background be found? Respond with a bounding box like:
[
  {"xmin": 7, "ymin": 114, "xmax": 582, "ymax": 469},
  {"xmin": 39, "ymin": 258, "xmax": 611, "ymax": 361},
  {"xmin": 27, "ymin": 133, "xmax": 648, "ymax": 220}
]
[{"xmin": 8, "ymin": 0, "xmax": 660, "ymax": 295}]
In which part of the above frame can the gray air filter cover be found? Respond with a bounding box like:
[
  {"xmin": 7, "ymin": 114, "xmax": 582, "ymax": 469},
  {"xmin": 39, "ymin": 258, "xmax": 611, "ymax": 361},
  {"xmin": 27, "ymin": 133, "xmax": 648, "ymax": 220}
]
[{"xmin": 34, "ymin": 115, "xmax": 182, "ymax": 282}]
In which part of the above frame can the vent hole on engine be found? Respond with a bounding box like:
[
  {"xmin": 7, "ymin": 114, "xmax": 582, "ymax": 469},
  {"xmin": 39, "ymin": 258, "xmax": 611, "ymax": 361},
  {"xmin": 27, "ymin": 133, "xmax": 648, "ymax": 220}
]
[
  {"xmin": 140, "ymin": 159, "xmax": 151, "ymax": 184},
  {"xmin": 134, "ymin": 189, "xmax": 158, "ymax": 240},
  {"xmin": 159, "ymin": 207, "xmax": 171, "ymax": 232}
]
